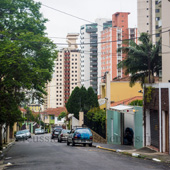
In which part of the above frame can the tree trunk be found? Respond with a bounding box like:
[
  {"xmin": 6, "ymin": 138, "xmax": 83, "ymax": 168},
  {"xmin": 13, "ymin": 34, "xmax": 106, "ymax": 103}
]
[{"xmin": 0, "ymin": 125, "xmax": 2, "ymax": 150}]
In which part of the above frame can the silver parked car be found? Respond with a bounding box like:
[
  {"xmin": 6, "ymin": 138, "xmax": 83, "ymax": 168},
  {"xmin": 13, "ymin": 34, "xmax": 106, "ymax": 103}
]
[
  {"xmin": 58, "ymin": 129, "xmax": 70, "ymax": 142},
  {"xmin": 67, "ymin": 128, "xmax": 93, "ymax": 147},
  {"xmin": 22, "ymin": 129, "xmax": 31, "ymax": 138},
  {"xmin": 15, "ymin": 130, "xmax": 28, "ymax": 141},
  {"xmin": 35, "ymin": 128, "xmax": 45, "ymax": 135}
]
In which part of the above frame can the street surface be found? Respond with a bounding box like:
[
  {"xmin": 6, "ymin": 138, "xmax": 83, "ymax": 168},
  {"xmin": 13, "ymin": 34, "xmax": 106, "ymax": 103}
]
[{"xmin": 3, "ymin": 134, "xmax": 170, "ymax": 170}]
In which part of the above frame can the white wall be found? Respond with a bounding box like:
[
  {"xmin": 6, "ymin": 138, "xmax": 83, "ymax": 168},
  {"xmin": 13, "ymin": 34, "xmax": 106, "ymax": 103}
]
[
  {"xmin": 162, "ymin": 1, "xmax": 170, "ymax": 82},
  {"xmin": 55, "ymin": 117, "xmax": 65, "ymax": 125},
  {"xmin": 71, "ymin": 117, "xmax": 79, "ymax": 129},
  {"xmin": 80, "ymin": 26, "xmax": 90, "ymax": 89},
  {"xmin": 124, "ymin": 113, "xmax": 134, "ymax": 132}
]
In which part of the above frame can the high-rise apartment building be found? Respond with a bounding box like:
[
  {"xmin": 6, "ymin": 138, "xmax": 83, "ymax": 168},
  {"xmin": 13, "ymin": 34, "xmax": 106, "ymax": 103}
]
[
  {"xmin": 44, "ymin": 33, "xmax": 80, "ymax": 109},
  {"xmin": 80, "ymin": 18, "xmax": 110, "ymax": 94},
  {"xmin": 161, "ymin": 1, "xmax": 170, "ymax": 82},
  {"xmin": 101, "ymin": 12, "xmax": 137, "ymax": 80},
  {"xmin": 137, "ymin": 0, "xmax": 170, "ymax": 82},
  {"xmin": 137, "ymin": 0, "xmax": 157, "ymax": 43}
]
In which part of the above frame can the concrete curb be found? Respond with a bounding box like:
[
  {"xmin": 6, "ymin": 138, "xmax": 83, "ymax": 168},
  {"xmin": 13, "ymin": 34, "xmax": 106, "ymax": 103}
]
[
  {"xmin": 94, "ymin": 145, "xmax": 166, "ymax": 163},
  {"xmin": 0, "ymin": 141, "xmax": 15, "ymax": 160}
]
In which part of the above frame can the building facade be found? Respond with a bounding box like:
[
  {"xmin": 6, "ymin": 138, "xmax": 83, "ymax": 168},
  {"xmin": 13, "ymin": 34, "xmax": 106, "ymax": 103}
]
[
  {"xmin": 80, "ymin": 18, "xmax": 110, "ymax": 94},
  {"xmin": 44, "ymin": 33, "xmax": 81, "ymax": 109},
  {"xmin": 101, "ymin": 12, "xmax": 137, "ymax": 80},
  {"xmin": 162, "ymin": 1, "xmax": 170, "ymax": 82},
  {"xmin": 138, "ymin": 0, "xmax": 170, "ymax": 82},
  {"xmin": 144, "ymin": 83, "xmax": 170, "ymax": 154}
]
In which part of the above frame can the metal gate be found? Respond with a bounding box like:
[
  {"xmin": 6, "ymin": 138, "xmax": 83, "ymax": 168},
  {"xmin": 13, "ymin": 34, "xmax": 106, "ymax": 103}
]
[{"xmin": 150, "ymin": 110, "xmax": 159, "ymax": 148}]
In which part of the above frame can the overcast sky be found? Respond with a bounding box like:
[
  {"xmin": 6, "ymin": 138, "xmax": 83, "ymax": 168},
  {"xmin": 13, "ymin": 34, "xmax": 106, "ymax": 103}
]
[{"xmin": 35, "ymin": 0, "xmax": 137, "ymax": 49}]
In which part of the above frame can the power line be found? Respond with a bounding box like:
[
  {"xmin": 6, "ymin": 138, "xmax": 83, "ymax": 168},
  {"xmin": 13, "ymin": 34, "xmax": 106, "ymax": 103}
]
[
  {"xmin": 1, "ymin": 28, "xmax": 170, "ymax": 47},
  {"xmin": 46, "ymin": 76, "xmax": 103, "ymax": 88},
  {"xmin": 55, "ymin": 29, "xmax": 170, "ymax": 46},
  {"xmin": 41, "ymin": 3, "xmax": 132, "ymax": 37},
  {"xmin": 41, "ymin": 4, "xmax": 95, "ymax": 25}
]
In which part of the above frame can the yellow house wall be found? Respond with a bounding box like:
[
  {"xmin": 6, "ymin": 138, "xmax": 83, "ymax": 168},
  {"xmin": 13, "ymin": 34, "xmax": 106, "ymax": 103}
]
[
  {"xmin": 42, "ymin": 115, "xmax": 50, "ymax": 124},
  {"xmin": 100, "ymin": 81, "xmax": 143, "ymax": 105}
]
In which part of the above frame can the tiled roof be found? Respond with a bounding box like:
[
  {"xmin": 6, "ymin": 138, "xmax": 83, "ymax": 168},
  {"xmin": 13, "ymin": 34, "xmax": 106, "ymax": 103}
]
[
  {"xmin": 110, "ymin": 96, "xmax": 143, "ymax": 107},
  {"xmin": 19, "ymin": 108, "xmax": 26, "ymax": 113},
  {"xmin": 41, "ymin": 107, "xmax": 67, "ymax": 117},
  {"xmin": 112, "ymin": 76, "xmax": 160, "ymax": 83},
  {"xmin": 32, "ymin": 111, "xmax": 40, "ymax": 117}
]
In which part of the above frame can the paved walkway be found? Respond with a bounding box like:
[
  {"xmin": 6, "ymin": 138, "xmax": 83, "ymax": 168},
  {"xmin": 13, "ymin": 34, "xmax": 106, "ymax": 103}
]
[{"xmin": 93, "ymin": 143, "xmax": 170, "ymax": 163}]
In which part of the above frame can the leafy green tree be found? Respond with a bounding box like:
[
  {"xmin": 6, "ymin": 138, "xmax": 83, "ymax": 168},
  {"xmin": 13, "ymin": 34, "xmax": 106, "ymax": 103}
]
[
  {"xmin": 86, "ymin": 107, "xmax": 106, "ymax": 137},
  {"xmin": 66, "ymin": 86, "xmax": 99, "ymax": 118},
  {"xmin": 86, "ymin": 87, "xmax": 99, "ymax": 109},
  {"xmin": 58, "ymin": 112, "xmax": 67, "ymax": 121},
  {"xmin": 0, "ymin": 0, "xmax": 57, "ymax": 147},
  {"xmin": 25, "ymin": 107, "xmax": 35, "ymax": 122},
  {"xmin": 80, "ymin": 86, "xmax": 88, "ymax": 111},
  {"xmin": 66, "ymin": 87, "xmax": 81, "ymax": 119},
  {"xmin": 118, "ymin": 33, "xmax": 161, "ymax": 87},
  {"xmin": 129, "ymin": 100, "xmax": 143, "ymax": 106}
]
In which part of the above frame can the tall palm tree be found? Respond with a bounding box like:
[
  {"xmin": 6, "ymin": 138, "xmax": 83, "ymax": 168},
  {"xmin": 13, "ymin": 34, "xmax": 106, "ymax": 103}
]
[{"xmin": 118, "ymin": 33, "xmax": 161, "ymax": 87}]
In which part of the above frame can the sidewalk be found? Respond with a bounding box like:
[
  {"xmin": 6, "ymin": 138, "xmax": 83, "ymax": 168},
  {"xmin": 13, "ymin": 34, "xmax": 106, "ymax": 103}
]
[
  {"xmin": 0, "ymin": 140, "xmax": 15, "ymax": 170},
  {"xmin": 93, "ymin": 143, "xmax": 170, "ymax": 164}
]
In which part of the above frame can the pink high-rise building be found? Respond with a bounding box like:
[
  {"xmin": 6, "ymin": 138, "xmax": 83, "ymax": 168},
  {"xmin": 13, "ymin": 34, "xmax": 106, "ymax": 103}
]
[{"xmin": 101, "ymin": 12, "xmax": 137, "ymax": 81}]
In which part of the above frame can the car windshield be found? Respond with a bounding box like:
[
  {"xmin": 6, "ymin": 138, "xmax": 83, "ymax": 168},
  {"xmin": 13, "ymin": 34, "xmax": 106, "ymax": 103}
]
[
  {"xmin": 23, "ymin": 130, "xmax": 29, "ymax": 133},
  {"xmin": 16, "ymin": 131, "xmax": 24, "ymax": 135},
  {"xmin": 75, "ymin": 129, "xmax": 92, "ymax": 135},
  {"xmin": 35, "ymin": 129, "xmax": 41, "ymax": 131}
]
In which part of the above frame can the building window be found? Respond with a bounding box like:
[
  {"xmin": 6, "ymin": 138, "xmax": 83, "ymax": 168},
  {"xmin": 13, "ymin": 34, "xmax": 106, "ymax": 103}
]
[{"xmin": 155, "ymin": 9, "xmax": 160, "ymax": 13}]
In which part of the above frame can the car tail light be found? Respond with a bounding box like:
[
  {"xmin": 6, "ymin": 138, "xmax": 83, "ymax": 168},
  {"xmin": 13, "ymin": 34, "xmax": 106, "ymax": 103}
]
[
  {"xmin": 61, "ymin": 134, "xmax": 63, "ymax": 137},
  {"xmin": 74, "ymin": 133, "xmax": 81, "ymax": 139},
  {"xmin": 74, "ymin": 136, "xmax": 77, "ymax": 139},
  {"xmin": 90, "ymin": 136, "xmax": 93, "ymax": 140}
]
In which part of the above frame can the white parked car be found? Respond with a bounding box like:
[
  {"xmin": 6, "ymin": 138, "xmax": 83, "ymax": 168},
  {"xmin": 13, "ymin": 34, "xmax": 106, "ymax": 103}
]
[
  {"xmin": 35, "ymin": 128, "xmax": 45, "ymax": 135},
  {"xmin": 15, "ymin": 130, "xmax": 28, "ymax": 141}
]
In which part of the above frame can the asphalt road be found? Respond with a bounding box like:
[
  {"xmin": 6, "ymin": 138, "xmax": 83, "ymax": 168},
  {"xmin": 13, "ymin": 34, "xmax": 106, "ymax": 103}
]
[{"xmin": 3, "ymin": 134, "xmax": 170, "ymax": 170}]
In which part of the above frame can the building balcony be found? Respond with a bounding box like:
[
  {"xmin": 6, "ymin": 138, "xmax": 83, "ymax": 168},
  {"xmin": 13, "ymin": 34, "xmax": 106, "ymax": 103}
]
[
  {"xmin": 90, "ymin": 67, "xmax": 97, "ymax": 70},
  {"xmin": 90, "ymin": 43, "xmax": 97, "ymax": 48},
  {"xmin": 90, "ymin": 62, "xmax": 97, "ymax": 66},
  {"xmin": 90, "ymin": 81, "xmax": 97, "ymax": 85},
  {"xmin": 90, "ymin": 33, "xmax": 97, "ymax": 37},
  {"xmin": 86, "ymin": 28, "xmax": 97, "ymax": 33},
  {"xmin": 90, "ymin": 48, "xmax": 97, "ymax": 52},
  {"xmin": 90, "ymin": 58, "xmax": 97, "ymax": 61},
  {"xmin": 90, "ymin": 76, "xmax": 97, "ymax": 80},
  {"xmin": 90, "ymin": 53, "xmax": 98, "ymax": 56}
]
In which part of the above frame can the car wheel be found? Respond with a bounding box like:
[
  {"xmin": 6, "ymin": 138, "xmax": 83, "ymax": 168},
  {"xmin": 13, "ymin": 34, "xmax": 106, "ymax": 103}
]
[
  {"xmin": 89, "ymin": 143, "xmax": 92, "ymax": 147},
  {"xmin": 72, "ymin": 141, "xmax": 75, "ymax": 146},
  {"xmin": 83, "ymin": 143, "xmax": 86, "ymax": 147},
  {"xmin": 15, "ymin": 139, "xmax": 18, "ymax": 142},
  {"xmin": 67, "ymin": 140, "xmax": 70, "ymax": 146}
]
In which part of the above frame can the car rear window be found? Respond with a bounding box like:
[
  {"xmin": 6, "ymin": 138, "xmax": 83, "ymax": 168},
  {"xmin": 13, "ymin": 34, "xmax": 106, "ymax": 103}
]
[
  {"xmin": 76, "ymin": 129, "xmax": 92, "ymax": 135},
  {"xmin": 55, "ymin": 129, "xmax": 62, "ymax": 132},
  {"xmin": 62, "ymin": 130, "xmax": 70, "ymax": 134}
]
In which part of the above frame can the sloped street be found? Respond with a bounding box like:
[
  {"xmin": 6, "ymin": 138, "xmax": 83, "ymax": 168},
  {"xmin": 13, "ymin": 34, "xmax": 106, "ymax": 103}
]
[{"xmin": 2, "ymin": 134, "xmax": 170, "ymax": 170}]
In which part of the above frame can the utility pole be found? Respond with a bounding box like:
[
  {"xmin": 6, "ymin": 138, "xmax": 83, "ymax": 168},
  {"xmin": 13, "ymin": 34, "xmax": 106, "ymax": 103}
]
[{"xmin": 104, "ymin": 71, "xmax": 110, "ymax": 142}]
